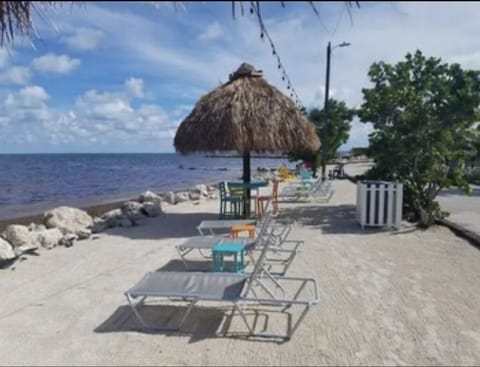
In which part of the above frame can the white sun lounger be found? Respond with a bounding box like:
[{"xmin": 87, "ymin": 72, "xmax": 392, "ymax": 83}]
[
  {"xmin": 176, "ymin": 212, "xmax": 302, "ymax": 274},
  {"xmin": 125, "ymin": 226, "xmax": 319, "ymax": 341},
  {"xmin": 197, "ymin": 200, "xmax": 273, "ymax": 236},
  {"xmin": 197, "ymin": 219, "xmax": 257, "ymax": 236},
  {"xmin": 281, "ymin": 179, "xmax": 333, "ymax": 203}
]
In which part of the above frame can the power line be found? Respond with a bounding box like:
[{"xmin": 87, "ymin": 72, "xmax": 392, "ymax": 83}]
[
  {"xmin": 332, "ymin": 4, "xmax": 346, "ymax": 38},
  {"xmin": 250, "ymin": 2, "xmax": 304, "ymax": 109}
]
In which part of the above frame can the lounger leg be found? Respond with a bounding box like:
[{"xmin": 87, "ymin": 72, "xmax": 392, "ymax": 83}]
[
  {"xmin": 234, "ymin": 302, "xmax": 294, "ymax": 342},
  {"xmin": 234, "ymin": 303, "xmax": 254, "ymax": 335},
  {"xmin": 126, "ymin": 294, "xmax": 197, "ymax": 332},
  {"xmin": 176, "ymin": 247, "xmax": 193, "ymax": 269},
  {"xmin": 198, "ymin": 249, "xmax": 212, "ymax": 259},
  {"xmin": 286, "ymin": 303, "xmax": 311, "ymax": 340}
]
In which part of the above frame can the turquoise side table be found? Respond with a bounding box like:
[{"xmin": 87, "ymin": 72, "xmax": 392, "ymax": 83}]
[{"xmin": 212, "ymin": 242, "xmax": 246, "ymax": 273}]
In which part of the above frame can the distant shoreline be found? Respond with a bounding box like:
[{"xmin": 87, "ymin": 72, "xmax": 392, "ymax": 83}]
[{"xmin": 204, "ymin": 154, "xmax": 287, "ymax": 159}]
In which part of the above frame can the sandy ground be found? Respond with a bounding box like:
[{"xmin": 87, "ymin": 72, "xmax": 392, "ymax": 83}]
[{"xmin": 1, "ymin": 174, "xmax": 480, "ymax": 366}]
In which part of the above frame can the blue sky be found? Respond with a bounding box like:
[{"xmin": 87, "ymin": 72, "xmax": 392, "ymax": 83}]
[{"xmin": 1, "ymin": 1, "xmax": 480, "ymax": 153}]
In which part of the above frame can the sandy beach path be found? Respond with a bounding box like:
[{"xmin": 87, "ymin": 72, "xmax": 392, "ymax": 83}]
[{"xmin": 1, "ymin": 178, "xmax": 479, "ymax": 366}]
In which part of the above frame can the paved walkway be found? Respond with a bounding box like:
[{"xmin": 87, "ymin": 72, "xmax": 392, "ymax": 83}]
[{"xmin": 437, "ymin": 185, "xmax": 480, "ymax": 240}]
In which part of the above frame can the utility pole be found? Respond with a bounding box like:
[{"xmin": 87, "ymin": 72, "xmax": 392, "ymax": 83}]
[
  {"xmin": 321, "ymin": 41, "xmax": 350, "ymax": 181},
  {"xmin": 321, "ymin": 41, "xmax": 331, "ymax": 181}
]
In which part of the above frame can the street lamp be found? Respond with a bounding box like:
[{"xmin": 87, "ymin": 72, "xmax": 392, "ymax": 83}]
[{"xmin": 321, "ymin": 41, "xmax": 351, "ymax": 181}]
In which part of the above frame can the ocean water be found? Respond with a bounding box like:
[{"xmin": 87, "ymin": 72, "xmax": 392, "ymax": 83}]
[{"xmin": 0, "ymin": 153, "xmax": 292, "ymax": 220}]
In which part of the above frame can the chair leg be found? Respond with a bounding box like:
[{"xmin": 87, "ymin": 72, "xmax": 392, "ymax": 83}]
[{"xmin": 126, "ymin": 294, "xmax": 197, "ymax": 332}]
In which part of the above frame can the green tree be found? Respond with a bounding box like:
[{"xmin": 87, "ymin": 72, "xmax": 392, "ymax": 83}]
[
  {"xmin": 358, "ymin": 50, "xmax": 480, "ymax": 227},
  {"xmin": 288, "ymin": 99, "xmax": 354, "ymax": 176}
]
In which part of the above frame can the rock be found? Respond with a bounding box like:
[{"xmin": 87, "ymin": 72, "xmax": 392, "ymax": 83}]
[
  {"xmin": 3, "ymin": 225, "xmax": 39, "ymax": 255},
  {"xmin": 91, "ymin": 217, "xmax": 107, "ymax": 233},
  {"xmin": 102, "ymin": 208, "xmax": 122, "ymax": 221},
  {"xmin": 194, "ymin": 184, "xmax": 208, "ymax": 197},
  {"xmin": 141, "ymin": 201, "xmax": 164, "ymax": 218},
  {"xmin": 117, "ymin": 218, "xmax": 133, "ymax": 227},
  {"xmin": 0, "ymin": 238, "xmax": 15, "ymax": 261},
  {"xmin": 188, "ymin": 191, "xmax": 201, "ymax": 201},
  {"xmin": 44, "ymin": 206, "xmax": 93, "ymax": 236},
  {"xmin": 162, "ymin": 191, "xmax": 177, "ymax": 205},
  {"xmin": 207, "ymin": 185, "xmax": 217, "ymax": 192},
  {"xmin": 37, "ymin": 228, "xmax": 63, "ymax": 249},
  {"xmin": 77, "ymin": 228, "xmax": 92, "ymax": 240},
  {"xmin": 59, "ymin": 234, "xmax": 78, "ymax": 247},
  {"xmin": 28, "ymin": 223, "xmax": 47, "ymax": 232},
  {"xmin": 208, "ymin": 193, "xmax": 218, "ymax": 200},
  {"xmin": 138, "ymin": 191, "xmax": 163, "ymax": 203},
  {"xmin": 121, "ymin": 201, "xmax": 145, "ymax": 223},
  {"xmin": 175, "ymin": 192, "xmax": 190, "ymax": 203},
  {"xmin": 101, "ymin": 209, "xmax": 129, "ymax": 228}
]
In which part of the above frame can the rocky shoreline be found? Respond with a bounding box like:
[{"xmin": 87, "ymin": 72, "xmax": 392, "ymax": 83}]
[
  {"xmin": 0, "ymin": 170, "xmax": 277, "ymax": 266},
  {"xmin": 0, "ymin": 185, "xmax": 215, "ymax": 265}
]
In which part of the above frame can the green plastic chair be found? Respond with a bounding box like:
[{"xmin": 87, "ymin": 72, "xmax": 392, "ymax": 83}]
[{"xmin": 219, "ymin": 182, "xmax": 243, "ymax": 219}]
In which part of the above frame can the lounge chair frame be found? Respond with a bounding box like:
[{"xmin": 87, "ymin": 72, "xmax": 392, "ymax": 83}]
[{"xmin": 125, "ymin": 216, "xmax": 318, "ymax": 341}]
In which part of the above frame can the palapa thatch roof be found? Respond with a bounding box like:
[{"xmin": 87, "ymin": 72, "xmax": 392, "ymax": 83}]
[{"xmin": 174, "ymin": 63, "xmax": 320, "ymax": 154}]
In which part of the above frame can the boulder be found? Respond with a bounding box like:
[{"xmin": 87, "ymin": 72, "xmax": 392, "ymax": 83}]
[
  {"xmin": 101, "ymin": 209, "xmax": 131, "ymax": 228},
  {"xmin": 0, "ymin": 238, "xmax": 15, "ymax": 261},
  {"xmin": 102, "ymin": 208, "xmax": 122, "ymax": 221},
  {"xmin": 162, "ymin": 191, "xmax": 177, "ymax": 205},
  {"xmin": 44, "ymin": 206, "xmax": 93, "ymax": 236},
  {"xmin": 3, "ymin": 225, "xmax": 39, "ymax": 255},
  {"xmin": 141, "ymin": 201, "xmax": 164, "ymax": 218},
  {"xmin": 207, "ymin": 185, "xmax": 217, "ymax": 193},
  {"xmin": 28, "ymin": 223, "xmax": 47, "ymax": 232},
  {"xmin": 91, "ymin": 217, "xmax": 107, "ymax": 234},
  {"xmin": 77, "ymin": 228, "xmax": 92, "ymax": 240},
  {"xmin": 175, "ymin": 192, "xmax": 189, "ymax": 203},
  {"xmin": 37, "ymin": 228, "xmax": 63, "ymax": 249},
  {"xmin": 102, "ymin": 209, "xmax": 126, "ymax": 228},
  {"xmin": 208, "ymin": 193, "xmax": 218, "ymax": 200},
  {"xmin": 188, "ymin": 191, "xmax": 202, "ymax": 201},
  {"xmin": 138, "ymin": 191, "xmax": 163, "ymax": 203},
  {"xmin": 117, "ymin": 217, "xmax": 133, "ymax": 227},
  {"xmin": 59, "ymin": 234, "xmax": 78, "ymax": 247},
  {"xmin": 121, "ymin": 201, "xmax": 145, "ymax": 224},
  {"xmin": 193, "ymin": 184, "xmax": 208, "ymax": 197}
]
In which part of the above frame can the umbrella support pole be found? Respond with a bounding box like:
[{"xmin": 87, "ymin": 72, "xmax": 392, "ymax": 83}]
[{"xmin": 243, "ymin": 152, "xmax": 251, "ymax": 218}]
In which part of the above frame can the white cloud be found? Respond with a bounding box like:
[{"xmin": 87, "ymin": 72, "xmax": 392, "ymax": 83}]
[
  {"xmin": 0, "ymin": 76, "xmax": 177, "ymax": 150},
  {"xmin": 76, "ymin": 89, "xmax": 133, "ymax": 121},
  {"xmin": 32, "ymin": 53, "xmax": 81, "ymax": 74},
  {"xmin": 0, "ymin": 66, "xmax": 31, "ymax": 85},
  {"xmin": 199, "ymin": 21, "xmax": 222, "ymax": 40},
  {"xmin": 5, "ymin": 85, "xmax": 49, "ymax": 108},
  {"xmin": 124, "ymin": 77, "xmax": 144, "ymax": 98},
  {"xmin": 62, "ymin": 27, "xmax": 103, "ymax": 51},
  {"xmin": 2, "ymin": 85, "xmax": 51, "ymax": 143}
]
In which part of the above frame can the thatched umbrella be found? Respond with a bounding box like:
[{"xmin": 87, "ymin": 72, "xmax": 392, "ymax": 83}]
[{"xmin": 174, "ymin": 62, "xmax": 320, "ymax": 213}]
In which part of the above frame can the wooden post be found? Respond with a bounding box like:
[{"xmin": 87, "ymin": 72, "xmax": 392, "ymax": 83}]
[{"xmin": 243, "ymin": 151, "xmax": 251, "ymax": 218}]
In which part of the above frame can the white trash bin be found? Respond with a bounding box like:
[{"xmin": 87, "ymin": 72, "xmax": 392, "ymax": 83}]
[{"xmin": 356, "ymin": 180, "xmax": 403, "ymax": 229}]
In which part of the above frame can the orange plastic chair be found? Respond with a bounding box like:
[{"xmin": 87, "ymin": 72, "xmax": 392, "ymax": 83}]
[{"xmin": 256, "ymin": 180, "xmax": 279, "ymax": 218}]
